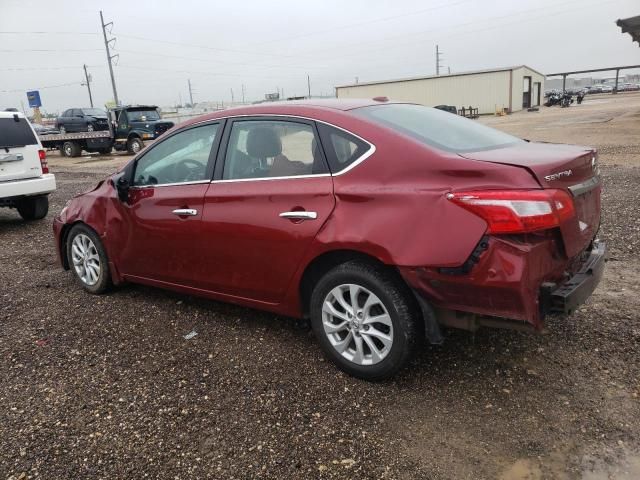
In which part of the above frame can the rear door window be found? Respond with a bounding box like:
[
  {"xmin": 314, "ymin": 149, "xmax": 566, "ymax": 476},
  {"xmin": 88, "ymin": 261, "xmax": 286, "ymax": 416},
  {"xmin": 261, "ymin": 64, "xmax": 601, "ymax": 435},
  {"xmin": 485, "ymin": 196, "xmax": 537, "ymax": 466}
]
[
  {"xmin": 0, "ymin": 117, "xmax": 38, "ymax": 148},
  {"xmin": 316, "ymin": 123, "xmax": 371, "ymax": 173}
]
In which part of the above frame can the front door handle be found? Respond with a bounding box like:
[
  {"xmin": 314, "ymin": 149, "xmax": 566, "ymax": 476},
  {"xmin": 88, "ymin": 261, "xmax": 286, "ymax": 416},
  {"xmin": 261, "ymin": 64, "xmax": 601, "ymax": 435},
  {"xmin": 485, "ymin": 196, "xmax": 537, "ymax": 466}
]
[
  {"xmin": 172, "ymin": 208, "xmax": 198, "ymax": 216},
  {"xmin": 279, "ymin": 211, "xmax": 317, "ymax": 220}
]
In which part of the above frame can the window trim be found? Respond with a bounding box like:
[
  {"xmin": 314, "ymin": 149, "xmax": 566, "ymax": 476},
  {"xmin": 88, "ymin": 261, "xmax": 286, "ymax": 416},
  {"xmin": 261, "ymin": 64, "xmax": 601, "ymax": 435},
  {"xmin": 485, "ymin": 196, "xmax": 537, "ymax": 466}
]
[
  {"xmin": 129, "ymin": 120, "xmax": 224, "ymax": 189},
  {"xmin": 187, "ymin": 114, "xmax": 375, "ymax": 183}
]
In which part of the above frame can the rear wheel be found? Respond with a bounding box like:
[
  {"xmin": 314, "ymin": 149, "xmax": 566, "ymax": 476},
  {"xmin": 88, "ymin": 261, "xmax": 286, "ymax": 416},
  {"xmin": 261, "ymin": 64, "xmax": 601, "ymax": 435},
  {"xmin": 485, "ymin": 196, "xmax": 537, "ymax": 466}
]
[
  {"xmin": 61, "ymin": 141, "xmax": 81, "ymax": 158},
  {"xmin": 127, "ymin": 137, "xmax": 144, "ymax": 155},
  {"xmin": 310, "ymin": 261, "xmax": 419, "ymax": 380},
  {"xmin": 59, "ymin": 125, "xmax": 66, "ymax": 134},
  {"xmin": 16, "ymin": 195, "xmax": 49, "ymax": 220},
  {"xmin": 66, "ymin": 224, "xmax": 111, "ymax": 294},
  {"xmin": 98, "ymin": 147, "xmax": 112, "ymax": 155}
]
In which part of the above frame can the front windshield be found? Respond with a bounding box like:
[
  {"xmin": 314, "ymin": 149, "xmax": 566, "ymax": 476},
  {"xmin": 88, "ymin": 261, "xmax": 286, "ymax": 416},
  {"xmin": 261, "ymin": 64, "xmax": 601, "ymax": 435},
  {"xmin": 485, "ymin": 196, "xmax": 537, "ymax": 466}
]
[
  {"xmin": 127, "ymin": 110, "xmax": 160, "ymax": 122},
  {"xmin": 353, "ymin": 103, "xmax": 522, "ymax": 153},
  {"xmin": 82, "ymin": 108, "xmax": 106, "ymax": 117}
]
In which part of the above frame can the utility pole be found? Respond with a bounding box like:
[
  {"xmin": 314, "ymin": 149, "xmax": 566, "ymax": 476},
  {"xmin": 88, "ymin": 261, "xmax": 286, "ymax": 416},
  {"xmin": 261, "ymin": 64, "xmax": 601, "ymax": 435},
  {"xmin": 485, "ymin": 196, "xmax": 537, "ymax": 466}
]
[
  {"xmin": 307, "ymin": 74, "xmax": 311, "ymax": 98},
  {"xmin": 100, "ymin": 10, "xmax": 119, "ymax": 105},
  {"xmin": 188, "ymin": 79, "xmax": 194, "ymax": 106},
  {"xmin": 436, "ymin": 44, "xmax": 443, "ymax": 76},
  {"xmin": 82, "ymin": 64, "xmax": 94, "ymax": 107},
  {"xmin": 241, "ymin": 84, "xmax": 245, "ymax": 103},
  {"xmin": 230, "ymin": 88, "xmax": 235, "ymax": 103}
]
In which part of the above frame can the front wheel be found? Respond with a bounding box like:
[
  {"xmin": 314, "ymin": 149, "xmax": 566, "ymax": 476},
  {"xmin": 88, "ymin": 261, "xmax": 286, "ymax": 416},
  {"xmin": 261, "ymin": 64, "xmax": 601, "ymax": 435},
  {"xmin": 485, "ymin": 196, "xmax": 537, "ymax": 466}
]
[
  {"xmin": 310, "ymin": 261, "xmax": 420, "ymax": 380},
  {"xmin": 127, "ymin": 137, "xmax": 144, "ymax": 155},
  {"xmin": 16, "ymin": 195, "xmax": 49, "ymax": 220},
  {"xmin": 66, "ymin": 224, "xmax": 112, "ymax": 294},
  {"xmin": 87, "ymin": 124, "xmax": 95, "ymax": 132}
]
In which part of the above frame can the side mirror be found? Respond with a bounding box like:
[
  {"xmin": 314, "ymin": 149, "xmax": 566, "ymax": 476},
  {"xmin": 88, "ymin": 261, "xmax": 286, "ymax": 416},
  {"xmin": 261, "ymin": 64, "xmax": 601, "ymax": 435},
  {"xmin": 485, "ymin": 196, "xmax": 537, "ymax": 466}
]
[{"xmin": 112, "ymin": 170, "xmax": 131, "ymax": 203}]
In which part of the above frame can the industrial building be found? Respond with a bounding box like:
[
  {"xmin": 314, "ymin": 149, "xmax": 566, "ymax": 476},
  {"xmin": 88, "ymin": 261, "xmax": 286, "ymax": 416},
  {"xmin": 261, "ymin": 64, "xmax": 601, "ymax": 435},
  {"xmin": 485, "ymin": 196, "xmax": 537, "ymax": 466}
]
[{"xmin": 335, "ymin": 65, "xmax": 545, "ymax": 115}]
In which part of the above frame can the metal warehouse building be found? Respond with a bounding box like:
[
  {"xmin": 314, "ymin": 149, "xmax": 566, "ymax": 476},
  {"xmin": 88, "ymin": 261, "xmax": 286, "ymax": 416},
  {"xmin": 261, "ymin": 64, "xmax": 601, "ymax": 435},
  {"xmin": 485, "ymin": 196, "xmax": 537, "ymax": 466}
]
[{"xmin": 336, "ymin": 65, "xmax": 545, "ymax": 115}]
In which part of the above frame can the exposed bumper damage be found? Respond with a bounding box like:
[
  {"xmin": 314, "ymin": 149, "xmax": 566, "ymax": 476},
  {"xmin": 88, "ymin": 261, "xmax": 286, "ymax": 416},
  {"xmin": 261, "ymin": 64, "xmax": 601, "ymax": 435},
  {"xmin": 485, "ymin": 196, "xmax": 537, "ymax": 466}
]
[{"xmin": 400, "ymin": 235, "xmax": 606, "ymax": 331}]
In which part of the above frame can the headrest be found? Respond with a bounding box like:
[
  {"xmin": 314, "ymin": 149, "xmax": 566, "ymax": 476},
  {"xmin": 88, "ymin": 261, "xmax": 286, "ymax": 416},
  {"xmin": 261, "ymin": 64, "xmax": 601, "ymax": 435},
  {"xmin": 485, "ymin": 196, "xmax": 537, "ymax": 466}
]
[{"xmin": 246, "ymin": 127, "xmax": 282, "ymax": 158}]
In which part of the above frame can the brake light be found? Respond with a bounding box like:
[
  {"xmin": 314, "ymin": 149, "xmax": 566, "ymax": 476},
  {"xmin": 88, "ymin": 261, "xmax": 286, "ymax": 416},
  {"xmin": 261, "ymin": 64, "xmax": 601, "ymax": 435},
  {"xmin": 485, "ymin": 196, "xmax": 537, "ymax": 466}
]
[
  {"xmin": 38, "ymin": 149, "xmax": 49, "ymax": 174},
  {"xmin": 446, "ymin": 189, "xmax": 575, "ymax": 234}
]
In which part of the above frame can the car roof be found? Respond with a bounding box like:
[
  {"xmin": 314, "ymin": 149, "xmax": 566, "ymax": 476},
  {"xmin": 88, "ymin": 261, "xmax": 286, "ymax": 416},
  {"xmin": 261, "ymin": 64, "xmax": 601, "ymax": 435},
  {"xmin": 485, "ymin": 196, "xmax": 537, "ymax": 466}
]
[
  {"xmin": 0, "ymin": 110, "xmax": 26, "ymax": 119},
  {"xmin": 179, "ymin": 98, "xmax": 406, "ymax": 127}
]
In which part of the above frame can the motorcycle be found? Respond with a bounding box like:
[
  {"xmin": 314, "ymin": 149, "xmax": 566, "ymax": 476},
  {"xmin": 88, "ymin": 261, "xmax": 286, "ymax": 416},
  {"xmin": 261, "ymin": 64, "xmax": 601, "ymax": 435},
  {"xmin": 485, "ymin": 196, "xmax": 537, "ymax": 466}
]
[
  {"xmin": 560, "ymin": 92, "xmax": 574, "ymax": 108},
  {"xmin": 576, "ymin": 90, "xmax": 586, "ymax": 105},
  {"xmin": 544, "ymin": 91, "xmax": 562, "ymax": 107}
]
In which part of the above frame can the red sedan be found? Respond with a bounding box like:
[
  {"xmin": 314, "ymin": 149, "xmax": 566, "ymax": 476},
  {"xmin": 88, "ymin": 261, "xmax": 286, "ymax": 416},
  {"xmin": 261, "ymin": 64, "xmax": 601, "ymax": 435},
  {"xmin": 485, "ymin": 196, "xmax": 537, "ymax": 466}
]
[{"xmin": 53, "ymin": 99, "xmax": 605, "ymax": 380}]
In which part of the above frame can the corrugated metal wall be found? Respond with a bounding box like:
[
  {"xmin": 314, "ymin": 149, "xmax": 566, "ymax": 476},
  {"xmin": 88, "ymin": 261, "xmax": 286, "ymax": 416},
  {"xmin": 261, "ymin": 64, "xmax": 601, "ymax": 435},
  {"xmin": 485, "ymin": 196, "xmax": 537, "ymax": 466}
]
[{"xmin": 336, "ymin": 68, "xmax": 546, "ymax": 114}]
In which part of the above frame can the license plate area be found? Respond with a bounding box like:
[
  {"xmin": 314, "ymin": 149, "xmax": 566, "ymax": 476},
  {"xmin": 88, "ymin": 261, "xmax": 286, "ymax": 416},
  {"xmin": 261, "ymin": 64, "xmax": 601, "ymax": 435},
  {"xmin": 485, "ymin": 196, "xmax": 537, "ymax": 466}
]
[{"xmin": 0, "ymin": 153, "xmax": 24, "ymax": 163}]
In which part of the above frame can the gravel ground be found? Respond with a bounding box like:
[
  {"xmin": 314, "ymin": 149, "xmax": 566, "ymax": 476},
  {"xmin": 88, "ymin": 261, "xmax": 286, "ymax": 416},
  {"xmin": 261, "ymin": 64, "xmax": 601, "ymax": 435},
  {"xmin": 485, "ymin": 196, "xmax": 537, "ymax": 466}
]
[{"xmin": 1, "ymin": 95, "xmax": 639, "ymax": 479}]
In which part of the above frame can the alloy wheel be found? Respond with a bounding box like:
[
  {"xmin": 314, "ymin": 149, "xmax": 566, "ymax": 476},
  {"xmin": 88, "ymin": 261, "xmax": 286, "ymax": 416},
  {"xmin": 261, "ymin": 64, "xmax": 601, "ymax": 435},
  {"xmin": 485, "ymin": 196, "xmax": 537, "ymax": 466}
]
[
  {"xmin": 71, "ymin": 233, "xmax": 101, "ymax": 286},
  {"xmin": 87, "ymin": 124, "xmax": 94, "ymax": 132},
  {"xmin": 322, "ymin": 283, "xmax": 394, "ymax": 366}
]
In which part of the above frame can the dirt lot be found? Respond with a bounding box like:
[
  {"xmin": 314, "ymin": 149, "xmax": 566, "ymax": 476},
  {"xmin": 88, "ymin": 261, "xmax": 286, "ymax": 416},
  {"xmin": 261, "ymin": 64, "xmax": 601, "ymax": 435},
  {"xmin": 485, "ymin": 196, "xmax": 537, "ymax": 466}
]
[{"xmin": 1, "ymin": 94, "xmax": 639, "ymax": 480}]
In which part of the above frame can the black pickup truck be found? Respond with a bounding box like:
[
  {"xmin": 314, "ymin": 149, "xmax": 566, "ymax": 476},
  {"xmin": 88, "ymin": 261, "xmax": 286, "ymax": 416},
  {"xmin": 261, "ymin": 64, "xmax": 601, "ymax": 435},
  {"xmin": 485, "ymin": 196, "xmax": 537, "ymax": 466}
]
[{"xmin": 40, "ymin": 105, "xmax": 174, "ymax": 157}]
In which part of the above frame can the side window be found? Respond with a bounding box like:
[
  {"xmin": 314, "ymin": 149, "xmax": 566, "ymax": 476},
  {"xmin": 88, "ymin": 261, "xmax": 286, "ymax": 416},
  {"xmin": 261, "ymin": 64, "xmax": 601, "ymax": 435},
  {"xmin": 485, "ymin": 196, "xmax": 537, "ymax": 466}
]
[
  {"xmin": 222, "ymin": 120, "xmax": 327, "ymax": 180},
  {"xmin": 317, "ymin": 123, "xmax": 371, "ymax": 173},
  {"xmin": 72, "ymin": 109, "xmax": 82, "ymax": 117},
  {"xmin": 133, "ymin": 123, "xmax": 218, "ymax": 186},
  {"xmin": 62, "ymin": 109, "xmax": 71, "ymax": 117}
]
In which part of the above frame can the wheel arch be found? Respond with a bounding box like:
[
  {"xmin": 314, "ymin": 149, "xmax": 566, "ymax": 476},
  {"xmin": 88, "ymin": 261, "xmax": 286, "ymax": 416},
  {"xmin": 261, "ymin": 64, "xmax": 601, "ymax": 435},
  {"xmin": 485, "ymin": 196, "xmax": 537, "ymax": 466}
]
[{"xmin": 298, "ymin": 249, "xmax": 408, "ymax": 318}]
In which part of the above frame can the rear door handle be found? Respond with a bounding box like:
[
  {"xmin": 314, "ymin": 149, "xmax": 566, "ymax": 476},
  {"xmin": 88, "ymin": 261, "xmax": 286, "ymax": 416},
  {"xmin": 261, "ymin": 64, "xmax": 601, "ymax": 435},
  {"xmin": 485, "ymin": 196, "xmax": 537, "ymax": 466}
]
[
  {"xmin": 279, "ymin": 211, "xmax": 317, "ymax": 220},
  {"xmin": 172, "ymin": 208, "xmax": 198, "ymax": 216}
]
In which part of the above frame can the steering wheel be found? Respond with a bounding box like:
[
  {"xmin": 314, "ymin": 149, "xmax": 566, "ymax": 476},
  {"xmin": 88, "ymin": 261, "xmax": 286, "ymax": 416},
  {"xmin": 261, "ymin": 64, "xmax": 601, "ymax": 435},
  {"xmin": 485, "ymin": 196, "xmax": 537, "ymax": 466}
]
[{"xmin": 172, "ymin": 158, "xmax": 204, "ymax": 183}]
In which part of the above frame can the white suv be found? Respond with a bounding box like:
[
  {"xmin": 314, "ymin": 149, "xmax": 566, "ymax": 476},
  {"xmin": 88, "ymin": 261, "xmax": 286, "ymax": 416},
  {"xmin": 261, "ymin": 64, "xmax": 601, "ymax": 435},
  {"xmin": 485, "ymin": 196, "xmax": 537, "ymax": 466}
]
[{"xmin": 0, "ymin": 111, "xmax": 56, "ymax": 220}]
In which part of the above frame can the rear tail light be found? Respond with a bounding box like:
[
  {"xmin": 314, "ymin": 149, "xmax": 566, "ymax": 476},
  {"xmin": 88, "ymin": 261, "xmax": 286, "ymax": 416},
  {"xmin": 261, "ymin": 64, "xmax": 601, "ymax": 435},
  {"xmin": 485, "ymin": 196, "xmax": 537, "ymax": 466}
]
[
  {"xmin": 446, "ymin": 189, "xmax": 575, "ymax": 234},
  {"xmin": 38, "ymin": 149, "xmax": 49, "ymax": 174}
]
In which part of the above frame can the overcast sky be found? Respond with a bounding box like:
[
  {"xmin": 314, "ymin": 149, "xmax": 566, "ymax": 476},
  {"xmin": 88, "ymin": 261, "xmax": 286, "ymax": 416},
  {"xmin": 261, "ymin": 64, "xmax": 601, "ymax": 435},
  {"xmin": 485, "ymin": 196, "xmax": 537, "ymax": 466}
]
[{"xmin": 1, "ymin": 0, "xmax": 638, "ymax": 113}]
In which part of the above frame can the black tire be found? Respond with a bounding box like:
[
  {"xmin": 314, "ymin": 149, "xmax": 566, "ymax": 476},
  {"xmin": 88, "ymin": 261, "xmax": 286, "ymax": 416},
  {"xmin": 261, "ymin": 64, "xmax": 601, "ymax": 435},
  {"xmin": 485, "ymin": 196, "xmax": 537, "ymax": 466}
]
[
  {"xmin": 61, "ymin": 141, "xmax": 81, "ymax": 158},
  {"xmin": 16, "ymin": 195, "xmax": 49, "ymax": 221},
  {"xmin": 98, "ymin": 147, "xmax": 112, "ymax": 155},
  {"xmin": 310, "ymin": 261, "xmax": 419, "ymax": 381},
  {"xmin": 66, "ymin": 224, "xmax": 112, "ymax": 294},
  {"xmin": 127, "ymin": 137, "xmax": 144, "ymax": 155}
]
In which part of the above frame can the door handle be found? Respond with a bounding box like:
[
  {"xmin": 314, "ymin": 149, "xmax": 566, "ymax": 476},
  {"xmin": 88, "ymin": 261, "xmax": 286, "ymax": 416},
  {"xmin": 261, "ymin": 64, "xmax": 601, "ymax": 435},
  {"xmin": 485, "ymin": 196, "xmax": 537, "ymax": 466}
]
[
  {"xmin": 279, "ymin": 211, "xmax": 317, "ymax": 220},
  {"xmin": 172, "ymin": 208, "xmax": 198, "ymax": 216}
]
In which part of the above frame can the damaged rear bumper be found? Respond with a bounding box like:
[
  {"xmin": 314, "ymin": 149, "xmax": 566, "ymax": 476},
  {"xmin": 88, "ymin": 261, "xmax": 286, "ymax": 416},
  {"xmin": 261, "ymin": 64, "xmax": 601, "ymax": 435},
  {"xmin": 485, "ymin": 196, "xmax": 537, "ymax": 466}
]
[
  {"xmin": 541, "ymin": 240, "xmax": 606, "ymax": 316},
  {"xmin": 399, "ymin": 236, "xmax": 606, "ymax": 330}
]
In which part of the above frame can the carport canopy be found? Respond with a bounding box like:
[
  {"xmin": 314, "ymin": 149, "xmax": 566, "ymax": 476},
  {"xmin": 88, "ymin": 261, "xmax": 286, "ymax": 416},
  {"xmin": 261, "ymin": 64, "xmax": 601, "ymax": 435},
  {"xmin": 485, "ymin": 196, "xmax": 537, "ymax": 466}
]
[{"xmin": 617, "ymin": 15, "xmax": 640, "ymax": 46}]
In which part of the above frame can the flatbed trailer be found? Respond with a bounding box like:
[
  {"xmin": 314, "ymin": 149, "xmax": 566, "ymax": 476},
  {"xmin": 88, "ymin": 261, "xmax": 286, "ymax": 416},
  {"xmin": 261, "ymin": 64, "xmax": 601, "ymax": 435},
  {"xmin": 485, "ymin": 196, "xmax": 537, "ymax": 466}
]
[
  {"xmin": 38, "ymin": 105, "xmax": 175, "ymax": 158},
  {"xmin": 39, "ymin": 130, "xmax": 114, "ymax": 157}
]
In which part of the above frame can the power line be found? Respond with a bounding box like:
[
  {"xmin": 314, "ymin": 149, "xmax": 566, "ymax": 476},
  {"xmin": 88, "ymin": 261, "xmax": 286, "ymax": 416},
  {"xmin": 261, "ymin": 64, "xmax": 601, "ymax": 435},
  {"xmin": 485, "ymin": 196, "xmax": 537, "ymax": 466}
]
[
  {"xmin": 116, "ymin": 49, "xmax": 317, "ymax": 70},
  {"xmin": 0, "ymin": 31, "xmax": 98, "ymax": 35},
  {"xmin": 0, "ymin": 48, "xmax": 102, "ymax": 52},
  {"xmin": 118, "ymin": 64, "xmax": 284, "ymax": 81},
  {"xmin": 5, "ymin": 65, "xmax": 101, "ymax": 71},
  {"xmin": 235, "ymin": 0, "xmax": 474, "ymax": 49},
  {"xmin": 116, "ymin": 33, "xmax": 305, "ymax": 60},
  {"xmin": 299, "ymin": 0, "xmax": 617, "ymax": 64},
  {"xmin": 0, "ymin": 82, "xmax": 82, "ymax": 93}
]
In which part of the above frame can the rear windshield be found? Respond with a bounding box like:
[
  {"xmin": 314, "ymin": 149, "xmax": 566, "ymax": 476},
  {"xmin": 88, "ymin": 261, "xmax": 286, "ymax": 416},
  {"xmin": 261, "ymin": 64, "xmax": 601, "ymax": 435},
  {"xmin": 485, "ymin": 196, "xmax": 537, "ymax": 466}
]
[
  {"xmin": 0, "ymin": 117, "xmax": 37, "ymax": 148},
  {"xmin": 353, "ymin": 103, "xmax": 522, "ymax": 153}
]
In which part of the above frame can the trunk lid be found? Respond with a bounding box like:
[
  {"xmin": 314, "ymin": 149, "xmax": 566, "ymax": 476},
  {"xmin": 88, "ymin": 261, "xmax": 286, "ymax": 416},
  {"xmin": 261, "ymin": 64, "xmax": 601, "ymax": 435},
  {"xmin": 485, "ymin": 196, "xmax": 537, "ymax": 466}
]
[
  {"xmin": 0, "ymin": 113, "xmax": 43, "ymax": 183},
  {"xmin": 460, "ymin": 142, "xmax": 601, "ymax": 258}
]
